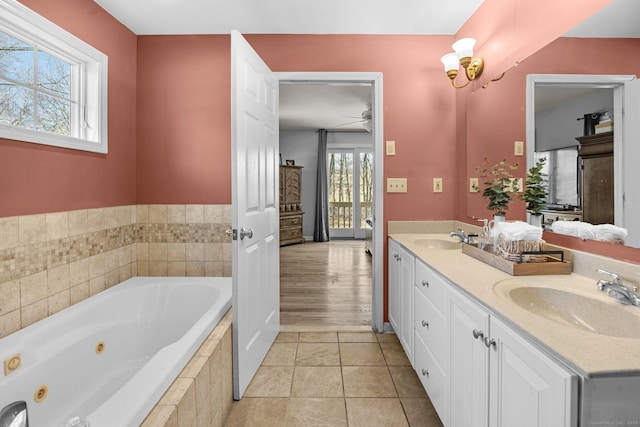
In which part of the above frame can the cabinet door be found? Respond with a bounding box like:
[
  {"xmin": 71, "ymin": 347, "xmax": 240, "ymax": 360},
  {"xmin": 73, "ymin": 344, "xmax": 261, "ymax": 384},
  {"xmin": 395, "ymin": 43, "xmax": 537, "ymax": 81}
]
[
  {"xmin": 387, "ymin": 239, "xmax": 414, "ymax": 364},
  {"xmin": 388, "ymin": 239, "xmax": 401, "ymax": 333},
  {"xmin": 399, "ymin": 245, "xmax": 414, "ymax": 363},
  {"xmin": 489, "ymin": 316, "xmax": 577, "ymax": 427},
  {"xmin": 283, "ymin": 166, "xmax": 302, "ymax": 206},
  {"xmin": 449, "ymin": 288, "xmax": 490, "ymax": 427}
]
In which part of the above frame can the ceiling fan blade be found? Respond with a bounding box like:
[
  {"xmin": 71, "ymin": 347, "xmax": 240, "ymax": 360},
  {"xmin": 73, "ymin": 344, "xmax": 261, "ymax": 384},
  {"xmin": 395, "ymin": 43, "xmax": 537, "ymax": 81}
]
[{"xmin": 336, "ymin": 119, "xmax": 365, "ymax": 127}]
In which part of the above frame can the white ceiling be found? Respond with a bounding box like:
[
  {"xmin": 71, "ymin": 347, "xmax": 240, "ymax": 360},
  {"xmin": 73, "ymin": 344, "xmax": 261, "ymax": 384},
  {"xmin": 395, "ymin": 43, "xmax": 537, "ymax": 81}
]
[
  {"xmin": 93, "ymin": 0, "xmax": 485, "ymax": 36},
  {"xmin": 92, "ymin": 0, "xmax": 640, "ymax": 131}
]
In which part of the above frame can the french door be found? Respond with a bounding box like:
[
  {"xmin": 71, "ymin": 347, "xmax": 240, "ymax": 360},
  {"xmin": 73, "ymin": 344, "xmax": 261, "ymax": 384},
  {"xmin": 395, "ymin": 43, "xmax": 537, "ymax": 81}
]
[{"xmin": 328, "ymin": 148, "xmax": 373, "ymax": 239}]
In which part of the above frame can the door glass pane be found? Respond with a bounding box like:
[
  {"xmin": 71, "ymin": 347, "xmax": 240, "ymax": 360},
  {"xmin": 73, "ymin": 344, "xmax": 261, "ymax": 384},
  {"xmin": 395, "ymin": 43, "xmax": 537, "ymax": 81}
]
[
  {"xmin": 329, "ymin": 152, "xmax": 354, "ymax": 229},
  {"xmin": 360, "ymin": 152, "xmax": 374, "ymax": 227}
]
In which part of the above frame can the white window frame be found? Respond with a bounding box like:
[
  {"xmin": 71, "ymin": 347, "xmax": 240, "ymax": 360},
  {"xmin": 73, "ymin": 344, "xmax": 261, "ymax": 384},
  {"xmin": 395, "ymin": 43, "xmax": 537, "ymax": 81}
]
[{"xmin": 0, "ymin": 0, "xmax": 108, "ymax": 153}]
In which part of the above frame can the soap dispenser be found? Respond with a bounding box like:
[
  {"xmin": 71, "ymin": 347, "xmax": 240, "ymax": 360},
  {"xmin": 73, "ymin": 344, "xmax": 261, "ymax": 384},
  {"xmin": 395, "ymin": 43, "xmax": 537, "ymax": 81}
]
[{"xmin": 477, "ymin": 219, "xmax": 491, "ymax": 251}]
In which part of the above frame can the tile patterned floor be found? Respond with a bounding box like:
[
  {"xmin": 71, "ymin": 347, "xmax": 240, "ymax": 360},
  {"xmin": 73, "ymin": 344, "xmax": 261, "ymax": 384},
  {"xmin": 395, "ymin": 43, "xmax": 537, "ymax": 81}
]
[{"xmin": 224, "ymin": 331, "xmax": 444, "ymax": 427}]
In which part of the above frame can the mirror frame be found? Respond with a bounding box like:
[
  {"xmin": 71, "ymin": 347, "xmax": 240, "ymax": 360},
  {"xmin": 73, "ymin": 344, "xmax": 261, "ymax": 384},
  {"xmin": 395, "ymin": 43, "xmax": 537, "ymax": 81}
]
[{"xmin": 526, "ymin": 74, "xmax": 635, "ymax": 237}]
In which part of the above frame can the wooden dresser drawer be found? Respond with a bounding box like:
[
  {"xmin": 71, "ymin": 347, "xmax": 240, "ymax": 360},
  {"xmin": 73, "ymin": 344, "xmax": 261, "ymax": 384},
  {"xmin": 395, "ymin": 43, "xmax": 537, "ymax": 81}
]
[
  {"xmin": 280, "ymin": 215, "xmax": 302, "ymax": 227},
  {"xmin": 281, "ymin": 226, "xmax": 302, "ymax": 241}
]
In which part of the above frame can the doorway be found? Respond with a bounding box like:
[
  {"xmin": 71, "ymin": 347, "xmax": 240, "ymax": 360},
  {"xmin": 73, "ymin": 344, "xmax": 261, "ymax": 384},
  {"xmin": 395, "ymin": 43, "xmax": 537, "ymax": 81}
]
[{"xmin": 276, "ymin": 72, "xmax": 384, "ymax": 332}]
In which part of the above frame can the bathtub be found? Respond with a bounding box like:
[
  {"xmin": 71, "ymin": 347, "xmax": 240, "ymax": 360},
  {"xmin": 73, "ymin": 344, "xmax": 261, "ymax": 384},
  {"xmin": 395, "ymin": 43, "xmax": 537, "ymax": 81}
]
[{"xmin": 0, "ymin": 276, "xmax": 232, "ymax": 427}]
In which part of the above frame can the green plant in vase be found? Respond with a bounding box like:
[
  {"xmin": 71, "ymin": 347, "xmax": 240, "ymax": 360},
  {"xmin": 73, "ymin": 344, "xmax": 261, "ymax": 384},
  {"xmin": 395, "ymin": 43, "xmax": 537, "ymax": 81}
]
[
  {"xmin": 519, "ymin": 157, "xmax": 548, "ymax": 224},
  {"xmin": 476, "ymin": 158, "xmax": 519, "ymax": 218}
]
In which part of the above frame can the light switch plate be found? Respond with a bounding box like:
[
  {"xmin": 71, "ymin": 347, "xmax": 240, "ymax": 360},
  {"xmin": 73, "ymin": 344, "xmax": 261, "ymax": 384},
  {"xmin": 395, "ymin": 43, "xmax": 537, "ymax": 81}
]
[
  {"xmin": 387, "ymin": 177, "xmax": 407, "ymax": 192},
  {"xmin": 469, "ymin": 178, "xmax": 479, "ymax": 193},
  {"xmin": 433, "ymin": 178, "xmax": 443, "ymax": 193},
  {"xmin": 514, "ymin": 141, "xmax": 524, "ymax": 156},
  {"xmin": 386, "ymin": 140, "xmax": 396, "ymax": 156}
]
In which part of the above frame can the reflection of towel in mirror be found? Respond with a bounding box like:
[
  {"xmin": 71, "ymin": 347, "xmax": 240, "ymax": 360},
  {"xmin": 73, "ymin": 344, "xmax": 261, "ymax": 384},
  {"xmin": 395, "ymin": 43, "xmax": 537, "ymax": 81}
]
[
  {"xmin": 550, "ymin": 221, "xmax": 627, "ymax": 244},
  {"xmin": 551, "ymin": 221, "xmax": 595, "ymax": 239},
  {"xmin": 593, "ymin": 224, "xmax": 627, "ymax": 244},
  {"xmin": 492, "ymin": 221, "xmax": 543, "ymax": 242}
]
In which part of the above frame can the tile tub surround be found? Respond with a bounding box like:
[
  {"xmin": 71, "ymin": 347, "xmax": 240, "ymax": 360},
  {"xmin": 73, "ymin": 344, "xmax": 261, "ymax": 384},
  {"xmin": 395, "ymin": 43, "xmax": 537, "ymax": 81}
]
[
  {"xmin": 141, "ymin": 310, "xmax": 233, "ymax": 427},
  {"xmin": 0, "ymin": 204, "xmax": 231, "ymax": 339}
]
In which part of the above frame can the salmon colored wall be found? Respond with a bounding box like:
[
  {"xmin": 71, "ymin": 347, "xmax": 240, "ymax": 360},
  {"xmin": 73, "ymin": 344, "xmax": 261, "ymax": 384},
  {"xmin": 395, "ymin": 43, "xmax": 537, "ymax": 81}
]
[
  {"xmin": 456, "ymin": 0, "xmax": 613, "ymax": 88},
  {"xmin": 136, "ymin": 34, "xmax": 460, "ymax": 222},
  {"xmin": 457, "ymin": 37, "xmax": 640, "ymax": 263},
  {"xmin": 136, "ymin": 36, "xmax": 231, "ymax": 204},
  {"xmin": 0, "ymin": 0, "xmax": 137, "ymax": 217}
]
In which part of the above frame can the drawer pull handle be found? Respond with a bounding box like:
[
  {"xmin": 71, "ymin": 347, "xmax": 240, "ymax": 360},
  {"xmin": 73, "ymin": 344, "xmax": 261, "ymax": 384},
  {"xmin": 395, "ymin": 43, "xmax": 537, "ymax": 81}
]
[
  {"xmin": 421, "ymin": 320, "xmax": 429, "ymax": 328},
  {"xmin": 421, "ymin": 369, "xmax": 429, "ymax": 377},
  {"xmin": 422, "ymin": 280, "xmax": 429, "ymax": 288},
  {"xmin": 484, "ymin": 337, "xmax": 497, "ymax": 349},
  {"xmin": 472, "ymin": 329, "xmax": 484, "ymax": 340}
]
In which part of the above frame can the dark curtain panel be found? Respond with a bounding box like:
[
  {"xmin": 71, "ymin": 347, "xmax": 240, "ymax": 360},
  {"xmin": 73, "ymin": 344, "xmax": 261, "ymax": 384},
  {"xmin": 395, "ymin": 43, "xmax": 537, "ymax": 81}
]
[{"xmin": 313, "ymin": 129, "xmax": 330, "ymax": 242}]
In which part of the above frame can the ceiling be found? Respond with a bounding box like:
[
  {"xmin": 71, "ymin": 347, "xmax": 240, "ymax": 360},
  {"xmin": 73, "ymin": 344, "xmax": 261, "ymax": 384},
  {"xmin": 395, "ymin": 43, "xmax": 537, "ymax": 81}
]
[{"xmin": 93, "ymin": 0, "xmax": 640, "ymax": 131}]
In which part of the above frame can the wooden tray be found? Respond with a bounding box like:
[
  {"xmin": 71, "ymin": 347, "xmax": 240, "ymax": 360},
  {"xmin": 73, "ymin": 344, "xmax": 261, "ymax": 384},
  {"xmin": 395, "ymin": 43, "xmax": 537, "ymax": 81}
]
[{"xmin": 461, "ymin": 243, "xmax": 572, "ymax": 276}]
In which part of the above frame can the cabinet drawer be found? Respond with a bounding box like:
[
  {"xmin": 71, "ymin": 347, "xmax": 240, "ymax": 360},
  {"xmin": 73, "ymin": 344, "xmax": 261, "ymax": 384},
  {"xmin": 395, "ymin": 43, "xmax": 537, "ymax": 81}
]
[
  {"xmin": 414, "ymin": 333, "xmax": 447, "ymax": 425},
  {"xmin": 415, "ymin": 259, "xmax": 447, "ymax": 315},
  {"xmin": 280, "ymin": 215, "xmax": 302, "ymax": 227},
  {"xmin": 414, "ymin": 287, "xmax": 447, "ymax": 368},
  {"xmin": 280, "ymin": 227, "xmax": 302, "ymax": 241}
]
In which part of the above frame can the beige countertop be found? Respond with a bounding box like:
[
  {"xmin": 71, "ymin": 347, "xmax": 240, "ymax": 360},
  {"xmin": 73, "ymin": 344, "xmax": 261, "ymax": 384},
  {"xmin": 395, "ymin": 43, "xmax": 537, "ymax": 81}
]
[{"xmin": 389, "ymin": 233, "xmax": 640, "ymax": 378}]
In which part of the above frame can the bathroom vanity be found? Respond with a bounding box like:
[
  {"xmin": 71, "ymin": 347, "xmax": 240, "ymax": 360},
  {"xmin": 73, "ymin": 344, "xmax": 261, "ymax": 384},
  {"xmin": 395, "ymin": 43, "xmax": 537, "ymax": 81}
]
[{"xmin": 389, "ymin": 233, "xmax": 640, "ymax": 427}]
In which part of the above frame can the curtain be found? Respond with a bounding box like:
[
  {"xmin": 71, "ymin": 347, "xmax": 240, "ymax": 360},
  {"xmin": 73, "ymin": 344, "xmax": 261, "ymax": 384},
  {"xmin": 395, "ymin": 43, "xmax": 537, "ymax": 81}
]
[{"xmin": 313, "ymin": 129, "xmax": 330, "ymax": 242}]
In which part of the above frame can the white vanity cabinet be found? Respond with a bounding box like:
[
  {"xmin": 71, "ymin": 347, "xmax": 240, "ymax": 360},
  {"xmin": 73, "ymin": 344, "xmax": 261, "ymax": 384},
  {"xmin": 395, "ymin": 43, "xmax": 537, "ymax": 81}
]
[
  {"xmin": 388, "ymin": 239, "xmax": 414, "ymax": 363},
  {"xmin": 448, "ymin": 286, "xmax": 577, "ymax": 427},
  {"xmin": 388, "ymin": 237, "xmax": 578, "ymax": 427},
  {"xmin": 414, "ymin": 259, "xmax": 449, "ymax": 424}
]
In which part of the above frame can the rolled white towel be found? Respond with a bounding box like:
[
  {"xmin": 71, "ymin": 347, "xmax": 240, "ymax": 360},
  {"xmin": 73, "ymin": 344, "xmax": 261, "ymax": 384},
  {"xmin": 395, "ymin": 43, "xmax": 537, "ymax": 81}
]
[
  {"xmin": 492, "ymin": 221, "xmax": 543, "ymax": 241},
  {"xmin": 593, "ymin": 223, "xmax": 627, "ymax": 242},
  {"xmin": 551, "ymin": 221, "xmax": 595, "ymax": 240}
]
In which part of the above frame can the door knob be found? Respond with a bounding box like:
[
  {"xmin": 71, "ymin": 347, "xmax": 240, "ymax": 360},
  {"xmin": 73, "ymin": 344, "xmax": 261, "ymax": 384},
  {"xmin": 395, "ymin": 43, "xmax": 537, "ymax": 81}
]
[{"xmin": 240, "ymin": 227, "xmax": 253, "ymax": 240}]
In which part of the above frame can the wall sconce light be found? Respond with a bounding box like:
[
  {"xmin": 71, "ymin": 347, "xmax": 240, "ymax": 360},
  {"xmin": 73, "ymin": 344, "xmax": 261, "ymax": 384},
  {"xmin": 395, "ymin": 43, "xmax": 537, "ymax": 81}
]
[{"xmin": 440, "ymin": 38, "xmax": 484, "ymax": 89}]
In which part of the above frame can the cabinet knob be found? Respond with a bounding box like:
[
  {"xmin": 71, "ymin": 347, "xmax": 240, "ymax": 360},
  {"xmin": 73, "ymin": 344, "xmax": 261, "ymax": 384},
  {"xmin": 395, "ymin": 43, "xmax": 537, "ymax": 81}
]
[
  {"xmin": 421, "ymin": 320, "xmax": 429, "ymax": 328},
  {"xmin": 421, "ymin": 369, "xmax": 429, "ymax": 377},
  {"xmin": 472, "ymin": 329, "xmax": 484, "ymax": 340},
  {"xmin": 422, "ymin": 280, "xmax": 429, "ymax": 288},
  {"xmin": 484, "ymin": 337, "xmax": 497, "ymax": 349}
]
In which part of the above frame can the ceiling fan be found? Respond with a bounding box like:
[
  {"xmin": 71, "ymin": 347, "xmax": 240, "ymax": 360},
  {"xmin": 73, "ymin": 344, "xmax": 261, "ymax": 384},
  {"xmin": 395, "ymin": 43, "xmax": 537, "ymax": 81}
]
[{"xmin": 337, "ymin": 106, "xmax": 372, "ymax": 132}]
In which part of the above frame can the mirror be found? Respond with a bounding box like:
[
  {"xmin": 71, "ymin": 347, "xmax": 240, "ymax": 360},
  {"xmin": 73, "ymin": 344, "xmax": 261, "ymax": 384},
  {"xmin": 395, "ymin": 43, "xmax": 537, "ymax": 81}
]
[
  {"xmin": 527, "ymin": 74, "xmax": 639, "ymax": 248},
  {"xmin": 465, "ymin": 39, "xmax": 640, "ymax": 251}
]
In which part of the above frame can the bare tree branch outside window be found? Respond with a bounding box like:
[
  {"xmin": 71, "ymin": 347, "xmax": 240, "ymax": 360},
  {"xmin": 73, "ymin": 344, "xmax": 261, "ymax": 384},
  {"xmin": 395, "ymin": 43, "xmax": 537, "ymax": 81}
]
[{"xmin": 0, "ymin": 30, "xmax": 72, "ymax": 135}]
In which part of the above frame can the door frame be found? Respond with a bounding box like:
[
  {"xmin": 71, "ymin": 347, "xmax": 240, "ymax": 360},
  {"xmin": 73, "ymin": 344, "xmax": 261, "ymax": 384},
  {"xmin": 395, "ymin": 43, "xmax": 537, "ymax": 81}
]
[{"xmin": 276, "ymin": 72, "xmax": 384, "ymax": 333}]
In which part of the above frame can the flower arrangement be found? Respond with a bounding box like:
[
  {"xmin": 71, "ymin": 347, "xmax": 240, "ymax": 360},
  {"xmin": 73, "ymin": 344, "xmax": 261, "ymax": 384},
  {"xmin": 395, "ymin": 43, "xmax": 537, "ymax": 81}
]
[
  {"xmin": 475, "ymin": 158, "xmax": 519, "ymax": 217},
  {"xmin": 519, "ymin": 157, "xmax": 548, "ymax": 217}
]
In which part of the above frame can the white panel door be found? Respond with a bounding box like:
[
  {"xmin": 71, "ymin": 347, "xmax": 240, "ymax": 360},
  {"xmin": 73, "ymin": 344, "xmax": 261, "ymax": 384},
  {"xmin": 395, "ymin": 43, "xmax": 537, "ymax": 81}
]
[{"xmin": 231, "ymin": 30, "xmax": 280, "ymax": 399}]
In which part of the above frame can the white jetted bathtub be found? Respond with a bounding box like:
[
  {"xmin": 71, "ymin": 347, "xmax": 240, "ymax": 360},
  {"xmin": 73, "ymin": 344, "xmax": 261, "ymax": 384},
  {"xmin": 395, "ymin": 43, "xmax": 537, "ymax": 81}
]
[{"xmin": 0, "ymin": 276, "xmax": 232, "ymax": 427}]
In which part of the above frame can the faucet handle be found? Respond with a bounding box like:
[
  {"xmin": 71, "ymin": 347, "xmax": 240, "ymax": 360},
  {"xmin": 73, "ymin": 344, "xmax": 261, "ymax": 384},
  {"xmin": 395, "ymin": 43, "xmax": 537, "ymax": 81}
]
[{"xmin": 597, "ymin": 269, "xmax": 622, "ymax": 285}]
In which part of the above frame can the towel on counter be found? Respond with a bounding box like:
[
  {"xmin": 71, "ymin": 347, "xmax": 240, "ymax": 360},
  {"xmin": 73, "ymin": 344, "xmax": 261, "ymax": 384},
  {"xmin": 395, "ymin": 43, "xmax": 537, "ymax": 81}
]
[{"xmin": 492, "ymin": 221, "xmax": 543, "ymax": 242}]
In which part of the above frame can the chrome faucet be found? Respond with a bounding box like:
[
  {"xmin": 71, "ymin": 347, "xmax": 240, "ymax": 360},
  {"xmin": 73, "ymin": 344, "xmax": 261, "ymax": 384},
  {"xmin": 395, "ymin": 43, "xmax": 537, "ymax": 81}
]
[
  {"xmin": 449, "ymin": 228, "xmax": 477, "ymax": 244},
  {"xmin": 597, "ymin": 269, "xmax": 640, "ymax": 307},
  {"xmin": 0, "ymin": 401, "xmax": 28, "ymax": 427}
]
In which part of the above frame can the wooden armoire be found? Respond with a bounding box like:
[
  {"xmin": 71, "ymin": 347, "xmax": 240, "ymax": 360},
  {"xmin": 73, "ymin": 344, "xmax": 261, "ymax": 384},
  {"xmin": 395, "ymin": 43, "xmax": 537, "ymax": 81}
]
[
  {"xmin": 279, "ymin": 165, "xmax": 305, "ymax": 246},
  {"xmin": 576, "ymin": 131, "xmax": 614, "ymax": 224}
]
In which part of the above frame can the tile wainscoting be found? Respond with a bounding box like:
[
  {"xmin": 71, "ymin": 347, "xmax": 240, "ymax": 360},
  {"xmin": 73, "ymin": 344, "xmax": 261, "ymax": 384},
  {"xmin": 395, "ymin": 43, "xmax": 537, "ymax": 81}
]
[{"xmin": 0, "ymin": 204, "xmax": 232, "ymax": 339}]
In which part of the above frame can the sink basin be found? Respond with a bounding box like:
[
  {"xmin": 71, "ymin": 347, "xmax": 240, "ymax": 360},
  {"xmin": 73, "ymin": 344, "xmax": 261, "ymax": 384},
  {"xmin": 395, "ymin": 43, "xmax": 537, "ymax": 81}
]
[
  {"xmin": 495, "ymin": 283, "xmax": 640, "ymax": 338},
  {"xmin": 413, "ymin": 238, "xmax": 461, "ymax": 250}
]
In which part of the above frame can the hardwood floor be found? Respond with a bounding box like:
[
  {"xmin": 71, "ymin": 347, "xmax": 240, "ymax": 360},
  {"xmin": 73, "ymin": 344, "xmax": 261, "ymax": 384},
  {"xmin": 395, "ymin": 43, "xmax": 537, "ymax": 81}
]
[{"xmin": 280, "ymin": 240, "xmax": 372, "ymax": 329}]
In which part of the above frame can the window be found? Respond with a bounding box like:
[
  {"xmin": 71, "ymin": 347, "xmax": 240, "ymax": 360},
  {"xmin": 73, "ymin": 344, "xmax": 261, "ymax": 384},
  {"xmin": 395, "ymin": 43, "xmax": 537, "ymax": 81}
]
[{"xmin": 0, "ymin": 0, "xmax": 108, "ymax": 153}]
